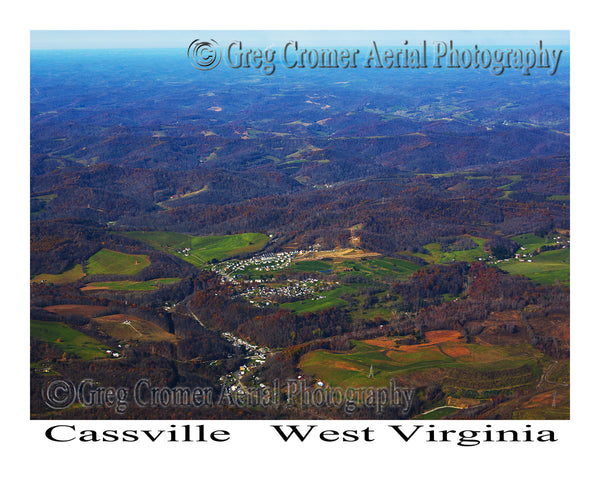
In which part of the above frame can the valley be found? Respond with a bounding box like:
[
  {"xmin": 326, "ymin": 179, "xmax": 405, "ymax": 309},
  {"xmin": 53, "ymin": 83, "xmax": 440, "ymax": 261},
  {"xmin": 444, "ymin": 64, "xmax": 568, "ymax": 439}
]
[{"xmin": 30, "ymin": 45, "xmax": 570, "ymax": 420}]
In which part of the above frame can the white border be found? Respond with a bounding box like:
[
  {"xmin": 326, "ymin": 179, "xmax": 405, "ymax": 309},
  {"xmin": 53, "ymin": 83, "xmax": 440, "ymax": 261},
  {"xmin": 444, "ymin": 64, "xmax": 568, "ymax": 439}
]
[{"xmin": 7, "ymin": 0, "xmax": 598, "ymax": 477}]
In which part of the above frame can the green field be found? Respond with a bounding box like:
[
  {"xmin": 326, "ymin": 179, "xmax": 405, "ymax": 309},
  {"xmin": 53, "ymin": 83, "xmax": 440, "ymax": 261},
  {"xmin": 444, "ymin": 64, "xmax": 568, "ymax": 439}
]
[
  {"xmin": 288, "ymin": 255, "xmax": 419, "ymax": 281},
  {"xmin": 275, "ymin": 255, "xmax": 418, "ymax": 314},
  {"xmin": 279, "ymin": 285, "xmax": 354, "ymax": 313},
  {"xmin": 338, "ymin": 256, "xmax": 420, "ymax": 280},
  {"xmin": 299, "ymin": 336, "xmax": 547, "ymax": 390},
  {"xmin": 84, "ymin": 277, "xmax": 181, "ymax": 291},
  {"xmin": 497, "ymin": 175, "xmax": 522, "ymax": 189},
  {"xmin": 31, "ymin": 264, "xmax": 85, "ymax": 285},
  {"xmin": 86, "ymin": 249, "xmax": 150, "ymax": 276},
  {"xmin": 510, "ymin": 233, "xmax": 548, "ymax": 253},
  {"xmin": 404, "ymin": 236, "xmax": 488, "ymax": 264},
  {"xmin": 32, "ymin": 193, "xmax": 58, "ymax": 202},
  {"xmin": 119, "ymin": 231, "xmax": 269, "ymax": 267},
  {"xmin": 500, "ymin": 248, "xmax": 569, "ymax": 285},
  {"xmin": 497, "ymin": 175, "xmax": 522, "ymax": 199},
  {"xmin": 30, "ymin": 319, "xmax": 111, "ymax": 361}
]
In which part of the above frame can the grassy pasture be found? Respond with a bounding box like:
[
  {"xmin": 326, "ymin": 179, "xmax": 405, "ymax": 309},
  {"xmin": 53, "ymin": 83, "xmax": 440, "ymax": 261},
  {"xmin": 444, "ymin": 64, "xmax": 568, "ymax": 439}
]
[
  {"xmin": 276, "ymin": 255, "xmax": 418, "ymax": 314},
  {"xmin": 86, "ymin": 249, "xmax": 150, "ymax": 276},
  {"xmin": 510, "ymin": 233, "xmax": 547, "ymax": 253},
  {"xmin": 279, "ymin": 285, "xmax": 354, "ymax": 313},
  {"xmin": 404, "ymin": 236, "xmax": 488, "ymax": 264},
  {"xmin": 288, "ymin": 254, "xmax": 419, "ymax": 281},
  {"xmin": 337, "ymin": 256, "xmax": 420, "ymax": 280},
  {"xmin": 32, "ymin": 193, "xmax": 57, "ymax": 202},
  {"xmin": 30, "ymin": 319, "xmax": 110, "ymax": 361},
  {"xmin": 497, "ymin": 175, "xmax": 522, "ymax": 189},
  {"xmin": 31, "ymin": 264, "xmax": 85, "ymax": 285},
  {"xmin": 119, "ymin": 231, "xmax": 269, "ymax": 267},
  {"xmin": 500, "ymin": 248, "xmax": 569, "ymax": 285}
]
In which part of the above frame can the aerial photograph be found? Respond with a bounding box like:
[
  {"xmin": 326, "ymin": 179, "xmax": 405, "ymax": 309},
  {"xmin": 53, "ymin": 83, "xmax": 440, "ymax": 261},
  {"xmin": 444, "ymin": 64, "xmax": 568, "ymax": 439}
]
[{"xmin": 30, "ymin": 30, "xmax": 570, "ymax": 420}]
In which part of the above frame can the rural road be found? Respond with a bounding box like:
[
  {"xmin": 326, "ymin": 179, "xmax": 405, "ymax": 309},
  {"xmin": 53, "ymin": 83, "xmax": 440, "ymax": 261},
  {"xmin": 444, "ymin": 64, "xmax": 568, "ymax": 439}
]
[
  {"xmin": 537, "ymin": 361, "xmax": 569, "ymax": 388},
  {"xmin": 417, "ymin": 405, "xmax": 461, "ymax": 418},
  {"xmin": 185, "ymin": 303, "xmax": 206, "ymax": 328}
]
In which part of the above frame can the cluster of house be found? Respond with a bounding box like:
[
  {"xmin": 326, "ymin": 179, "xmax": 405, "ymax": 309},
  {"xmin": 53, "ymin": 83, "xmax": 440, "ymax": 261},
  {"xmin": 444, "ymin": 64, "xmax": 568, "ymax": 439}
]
[
  {"xmin": 236, "ymin": 277, "xmax": 337, "ymax": 305},
  {"xmin": 488, "ymin": 234, "xmax": 569, "ymax": 265},
  {"xmin": 221, "ymin": 331, "xmax": 267, "ymax": 357},
  {"xmin": 514, "ymin": 250, "xmax": 535, "ymax": 262},
  {"xmin": 212, "ymin": 250, "xmax": 305, "ymax": 282},
  {"xmin": 175, "ymin": 247, "xmax": 192, "ymax": 257},
  {"xmin": 552, "ymin": 235, "xmax": 569, "ymax": 247},
  {"xmin": 219, "ymin": 331, "xmax": 269, "ymax": 393}
]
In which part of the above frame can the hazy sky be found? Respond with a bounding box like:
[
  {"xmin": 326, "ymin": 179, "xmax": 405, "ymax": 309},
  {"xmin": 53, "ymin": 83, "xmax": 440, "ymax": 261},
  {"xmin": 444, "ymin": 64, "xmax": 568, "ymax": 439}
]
[{"xmin": 30, "ymin": 30, "xmax": 569, "ymax": 50}]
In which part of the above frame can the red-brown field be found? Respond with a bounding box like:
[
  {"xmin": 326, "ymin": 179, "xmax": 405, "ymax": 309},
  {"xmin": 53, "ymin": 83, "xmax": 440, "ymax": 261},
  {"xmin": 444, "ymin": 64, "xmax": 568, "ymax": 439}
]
[
  {"xmin": 80, "ymin": 285, "xmax": 110, "ymax": 291},
  {"xmin": 44, "ymin": 304, "xmax": 110, "ymax": 317},
  {"xmin": 364, "ymin": 329, "xmax": 464, "ymax": 353},
  {"xmin": 92, "ymin": 314, "xmax": 177, "ymax": 343},
  {"xmin": 440, "ymin": 345, "xmax": 471, "ymax": 358}
]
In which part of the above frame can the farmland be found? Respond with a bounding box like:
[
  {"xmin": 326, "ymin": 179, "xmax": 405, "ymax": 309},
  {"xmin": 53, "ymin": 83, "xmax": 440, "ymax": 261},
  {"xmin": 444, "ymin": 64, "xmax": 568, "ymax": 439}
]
[
  {"xmin": 44, "ymin": 304, "xmax": 111, "ymax": 317},
  {"xmin": 511, "ymin": 389, "xmax": 570, "ymax": 420},
  {"xmin": 397, "ymin": 231, "xmax": 570, "ymax": 286},
  {"xmin": 30, "ymin": 249, "xmax": 152, "ymax": 284},
  {"xmin": 402, "ymin": 236, "xmax": 488, "ymax": 264},
  {"xmin": 278, "ymin": 254, "xmax": 419, "ymax": 314},
  {"xmin": 287, "ymin": 251, "xmax": 420, "ymax": 281},
  {"xmin": 500, "ymin": 248, "xmax": 570, "ymax": 285},
  {"xmin": 510, "ymin": 233, "xmax": 548, "ymax": 253},
  {"xmin": 30, "ymin": 319, "xmax": 111, "ymax": 361},
  {"xmin": 86, "ymin": 249, "xmax": 150, "ymax": 276},
  {"xmin": 299, "ymin": 330, "xmax": 549, "ymax": 394},
  {"xmin": 119, "ymin": 231, "xmax": 270, "ymax": 267},
  {"xmin": 92, "ymin": 314, "xmax": 177, "ymax": 343},
  {"xmin": 231, "ymin": 250, "xmax": 420, "ymax": 315},
  {"xmin": 279, "ymin": 285, "xmax": 353, "ymax": 313},
  {"xmin": 334, "ymin": 256, "xmax": 420, "ymax": 280},
  {"xmin": 31, "ymin": 264, "xmax": 85, "ymax": 285}
]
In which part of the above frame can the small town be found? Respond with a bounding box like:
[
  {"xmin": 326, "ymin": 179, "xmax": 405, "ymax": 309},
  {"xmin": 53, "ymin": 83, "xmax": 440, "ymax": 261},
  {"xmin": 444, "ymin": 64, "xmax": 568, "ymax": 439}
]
[
  {"xmin": 212, "ymin": 250, "xmax": 301, "ymax": 282},
  {"xmin": 236, "ymin": 277, "xmax": 338, "ymax": 306},
  {"xmin": 212, "ymin": 245, "xmax": 323, "ymax": 283},
  {"xmin": 219, "ymin": 331, "xmax": 269, "ymax": 395}
]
